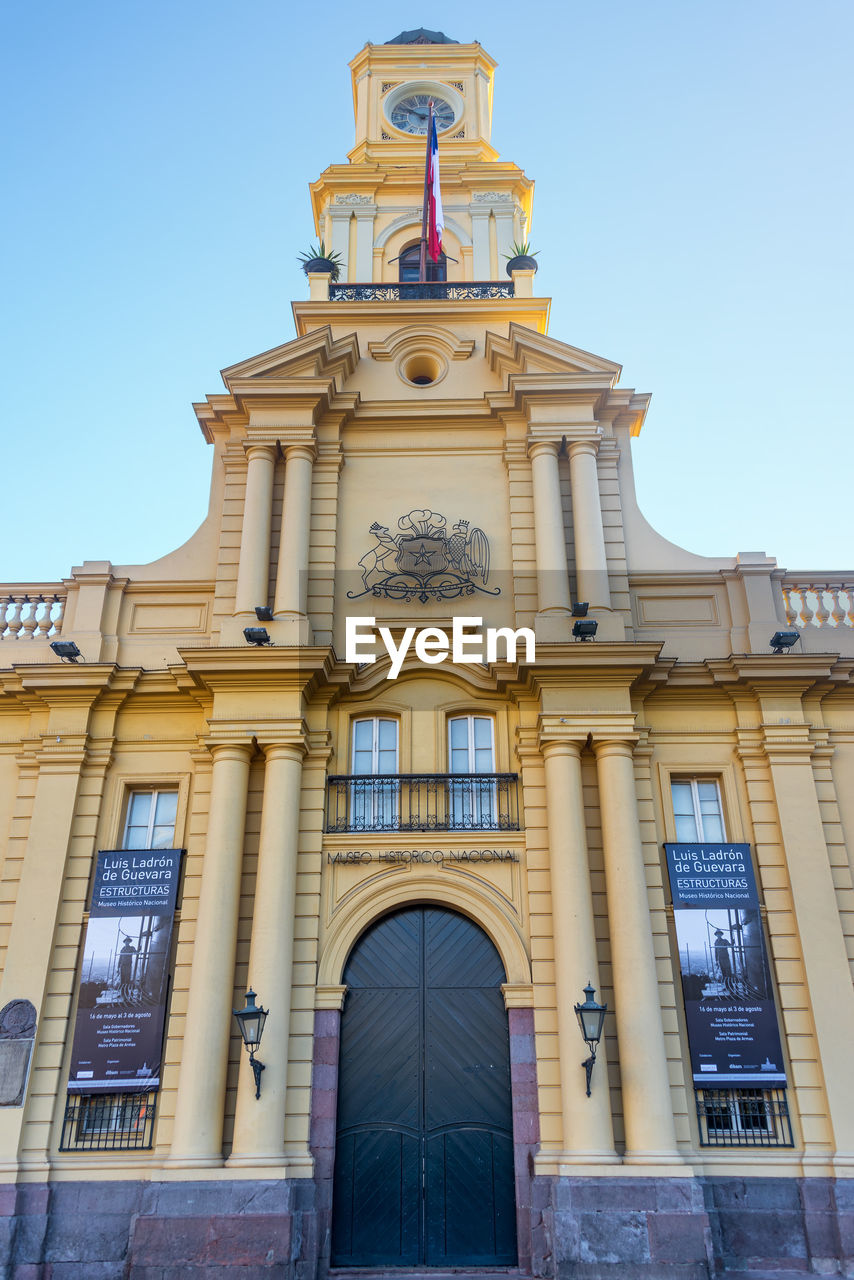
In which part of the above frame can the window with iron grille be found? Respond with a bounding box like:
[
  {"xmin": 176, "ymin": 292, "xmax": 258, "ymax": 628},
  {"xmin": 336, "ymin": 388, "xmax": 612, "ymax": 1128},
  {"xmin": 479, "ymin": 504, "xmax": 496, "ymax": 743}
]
[
  {"xmin": 60, "ymin": 1090, "xmax": 156, "ymax": 1151},
  {"xmin": 695, "ymin": 1086, "xmax": 793, "ymax": 1147}
]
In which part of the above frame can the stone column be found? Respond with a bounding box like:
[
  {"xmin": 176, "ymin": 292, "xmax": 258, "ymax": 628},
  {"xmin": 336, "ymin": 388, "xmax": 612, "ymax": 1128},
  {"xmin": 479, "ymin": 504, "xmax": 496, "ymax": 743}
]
[
  {"xmin": 568, "ymin": 439, "xmax": 610, "ymax": 610},
  {"xmin": 234, "ymin": 444, "xmax": 276, "ymax": 615},
  {"xmin": 168, "ymin": 742, "xmax": 252, "ymax": 1166},
  {"xmin": 529, "ymin": 440, "xmax": 572, "ymax": 639},
  {"xmin": 593, "ymin": 738, "xmax": 680, "ymax": 1163},
  {"xmin": 274, "ymin": 443, "xmax": 315, "ymax": 642},
  {"xmin": 542, "ymin": 740, "xmax": 616, "ymax": 1160},
  {"xmin": 228, "ymin": 739, "xmax": 306, "ymax": 1166}
]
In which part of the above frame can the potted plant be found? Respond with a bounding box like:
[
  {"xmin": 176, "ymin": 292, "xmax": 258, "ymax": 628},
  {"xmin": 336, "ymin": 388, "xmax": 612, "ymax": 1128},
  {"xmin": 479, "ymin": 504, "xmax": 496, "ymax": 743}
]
[
  {"xmin": 297, "ymin": 241, "xmax": 343, "ymax": 282},
  {"xmin": 503, "ymin": 240, "xmax": 539, "ymax": 277}
]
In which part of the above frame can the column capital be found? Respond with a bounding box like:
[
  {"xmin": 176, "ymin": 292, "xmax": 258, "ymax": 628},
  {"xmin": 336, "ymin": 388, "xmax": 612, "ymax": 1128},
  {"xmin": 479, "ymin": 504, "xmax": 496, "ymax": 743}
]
[
  {"xmin": 258, "ymin": 736, "xmax": 307, "ymax": 762},
  {"xmin": 538, "ymin": 733, "xmax": 585, "ymax": 757},
  {"xmin": 591, "ymin": 734, "xmax": 638, "ymax": 759},
  {"xmin": 527, "ymin": 437, "xmax": 561, "ymax": 461},
  {"xmin": 282, "ymin": 440, "xmax": 317, "ymax": 463},
  {"xmin": 567, "ymin": 437, "xmax": 600, "ymax": 460},
  {"xmin": 243, "ymin": 441, "xmax": 278, "ymax": 462},
  {"xmin": 204, "ymin": 739, "xmax": 255, "ymax": 764}
]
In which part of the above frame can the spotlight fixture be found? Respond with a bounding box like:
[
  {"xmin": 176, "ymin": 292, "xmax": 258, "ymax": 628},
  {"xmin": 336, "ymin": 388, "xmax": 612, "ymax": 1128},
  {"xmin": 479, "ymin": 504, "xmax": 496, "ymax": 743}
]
[
  {"xmin": 50, "ymin": 640, "xmax": 82, "ymax": 662},
  {"xmin": 770, "ymin": 630, "xmax": 800, "ymax": 654},
  {"xmin": 233, "ymin": 988, "xmax": 269, "ymax": 1099},
  {"xmin": 571, "ymin": 601, "xmax": 589, "ymax": 617},
  {"xmin": 572, "ymin": 619, "xmax": 598, "ymax": 641},
  {"xmin": 255, "ymin": 605, "xmax": 274, "ymax": 622},
  {"xmin": 574, "ymin": 982, "xmax": 608, "ymax": 1097},
  {"xmin": 243, "ymin": 627, "xmax": 272, "ymax": 646}
]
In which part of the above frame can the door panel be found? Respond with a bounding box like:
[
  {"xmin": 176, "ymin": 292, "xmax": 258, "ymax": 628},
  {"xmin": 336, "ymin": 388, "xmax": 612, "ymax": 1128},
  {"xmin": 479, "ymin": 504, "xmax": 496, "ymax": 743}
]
[{"xmin": 332, "ymin": 906, "xmax": 517, "ymax": 1267}]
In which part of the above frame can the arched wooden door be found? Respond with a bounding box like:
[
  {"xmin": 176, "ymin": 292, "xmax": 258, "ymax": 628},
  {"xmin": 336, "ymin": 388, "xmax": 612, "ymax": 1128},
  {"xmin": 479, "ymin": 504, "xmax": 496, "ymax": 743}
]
[{"xmin": 331, "ymin": 905, "xmax": 517, "ymax": 1267}]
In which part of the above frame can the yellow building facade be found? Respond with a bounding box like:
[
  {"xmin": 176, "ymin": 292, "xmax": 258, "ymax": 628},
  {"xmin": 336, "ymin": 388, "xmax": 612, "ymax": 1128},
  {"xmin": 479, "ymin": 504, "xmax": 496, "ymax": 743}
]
[{"xmin": 1, "ymin": 29, "xmax": 853, "ymax": 1279}]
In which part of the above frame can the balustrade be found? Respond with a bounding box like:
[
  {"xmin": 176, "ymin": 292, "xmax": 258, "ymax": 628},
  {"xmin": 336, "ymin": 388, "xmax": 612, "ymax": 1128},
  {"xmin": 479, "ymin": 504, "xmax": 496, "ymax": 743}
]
[
  {"xmin": 329, "ymin": 281, "xmax": 514, "ymax": 302},
  {"xmin": 782, "ymin": 582, "xmax": 853, "ymax": 630},
  {"xmin": 326, "ymin": 772, "xmax": 520, "ymax": 833},
  {"xmin": 0, "ymin": 592, "xmax": 66, "ymax": 640}
]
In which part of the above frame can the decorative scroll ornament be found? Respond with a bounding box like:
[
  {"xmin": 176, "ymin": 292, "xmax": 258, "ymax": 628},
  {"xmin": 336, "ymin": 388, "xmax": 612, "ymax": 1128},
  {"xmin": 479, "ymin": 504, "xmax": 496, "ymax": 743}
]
[{"xmin": 349, "ymin": 508, "xmax": 500, "ymax": 603}]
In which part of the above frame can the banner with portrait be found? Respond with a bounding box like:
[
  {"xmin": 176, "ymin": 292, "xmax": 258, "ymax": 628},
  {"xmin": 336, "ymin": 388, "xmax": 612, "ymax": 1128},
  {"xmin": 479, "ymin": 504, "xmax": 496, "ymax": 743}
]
[
  {"xmin": 68, "ymin": 847, "xmax": 182, "ymax": 1093},
  {"xmin": 664, "ymin": 843, "xmax": 786, "ymax": 1086}
]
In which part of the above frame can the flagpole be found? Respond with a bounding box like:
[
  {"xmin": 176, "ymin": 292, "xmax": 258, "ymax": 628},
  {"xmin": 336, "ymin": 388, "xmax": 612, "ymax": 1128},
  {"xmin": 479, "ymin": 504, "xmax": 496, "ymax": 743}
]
[{"xmin": 419, "ymin": 100, "xmax": 434, "ymax": 284}]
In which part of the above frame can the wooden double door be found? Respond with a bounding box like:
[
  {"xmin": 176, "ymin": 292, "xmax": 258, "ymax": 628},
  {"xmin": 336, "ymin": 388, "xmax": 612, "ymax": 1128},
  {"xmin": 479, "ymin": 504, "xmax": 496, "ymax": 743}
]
[{"xmin": 331, "ymin": 906, "xmax": 517, "ymax": 1267}]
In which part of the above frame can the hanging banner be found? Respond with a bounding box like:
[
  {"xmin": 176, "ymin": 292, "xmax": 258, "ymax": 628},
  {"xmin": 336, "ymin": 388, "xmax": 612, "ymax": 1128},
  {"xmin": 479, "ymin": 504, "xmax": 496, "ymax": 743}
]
[
  {"xmin": 664, "ymin": 843, "xmax": 786, "ymax": 1086},
  {"xmin": 68, "ymin": 848, "xmax": 182, "ymax": 1093}
]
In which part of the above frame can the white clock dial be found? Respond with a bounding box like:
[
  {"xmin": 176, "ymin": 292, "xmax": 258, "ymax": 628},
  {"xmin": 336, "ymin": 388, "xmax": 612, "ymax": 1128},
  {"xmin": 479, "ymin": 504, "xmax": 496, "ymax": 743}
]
[{"xmin": 388, "ymin": 93, "xmax": 455, "ymax": 136}]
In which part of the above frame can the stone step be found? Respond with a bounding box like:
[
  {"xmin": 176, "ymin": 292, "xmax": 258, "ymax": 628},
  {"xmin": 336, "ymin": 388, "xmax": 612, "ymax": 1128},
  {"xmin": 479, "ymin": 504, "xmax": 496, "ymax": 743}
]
[{"xmin": 329, "ymin": 1272, "xmax": 528, "ymax": 1280}]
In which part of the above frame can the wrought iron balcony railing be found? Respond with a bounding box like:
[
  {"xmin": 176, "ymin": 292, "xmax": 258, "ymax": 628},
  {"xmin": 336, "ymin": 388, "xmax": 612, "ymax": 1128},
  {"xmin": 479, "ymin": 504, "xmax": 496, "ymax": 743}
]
[
  {"xmin": 329, "ymin": 281, "xmax": 514, "ymax": 302},
  {"xmin": 325, "ymin": 773, "xmax": 520, "ymax": 833}
]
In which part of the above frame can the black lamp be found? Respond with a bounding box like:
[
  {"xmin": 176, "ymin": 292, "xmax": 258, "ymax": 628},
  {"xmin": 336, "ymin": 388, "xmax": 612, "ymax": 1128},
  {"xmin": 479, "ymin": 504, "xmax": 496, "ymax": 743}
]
[
  {"xmin": 574, "ymin": 982, "xmax": 608, "ymax": 1096},
  {"xmin": 572, "ymin": 602, "xmax": 589, "ymax": 617},
  {"xmin": 255, "ymin": 605, "xmax": 274, "ymax": 622},
  {"xmin": 572, "ymin": 619, "xmax": 598, "ymax": 641},
  {"xmin": 50, "ymin": 640, "xmax": 82, "ymax": 662},
  {"xmin": 243, "ymin": 627, "xmax": 272, "ymax": 646},
  {"xmin": 770, "ymin": 630, "xmax": 800, "ymax": 653},
  {"xmin": 233, "ymin": 988, "xmax": 269, "ymax": 1099}
]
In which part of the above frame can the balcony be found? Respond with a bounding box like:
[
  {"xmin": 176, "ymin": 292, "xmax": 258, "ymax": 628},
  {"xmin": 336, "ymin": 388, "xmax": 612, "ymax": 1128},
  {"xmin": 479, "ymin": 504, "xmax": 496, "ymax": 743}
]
[
  {"xmin": 325, "ymin": 773, "xmax": 521, "ymax": 833},
  {"xmin": 328, "ymin": 281, "xmax": 515, "ymax": 302}
]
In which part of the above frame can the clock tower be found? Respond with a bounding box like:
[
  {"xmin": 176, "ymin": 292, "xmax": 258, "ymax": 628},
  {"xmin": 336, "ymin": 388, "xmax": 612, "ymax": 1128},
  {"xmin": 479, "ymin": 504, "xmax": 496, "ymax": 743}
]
[{"xmin": 309, "ymin": 28, "xmax": 534, "ymax": 282}]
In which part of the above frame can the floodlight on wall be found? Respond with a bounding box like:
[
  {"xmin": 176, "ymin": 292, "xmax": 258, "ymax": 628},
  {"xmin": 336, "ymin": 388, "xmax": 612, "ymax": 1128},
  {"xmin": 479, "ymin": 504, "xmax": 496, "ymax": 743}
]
[
  {"xmin": 572, "ymin": 619, "xmax": 598, "ymax": 641},
  {"xmin": 770, "ymin": 630, "xmax": 800, "ymax": 654},
  {"xmin": 233, "ymin": 988, "xmax": 269, "ymax": 1099},
  {"xmin": 255, "ymin": 605, "xmax": 274, "ymax": 622},
  {"xmin": 50, "ymin": 640, "xmax": 82, "ymax": 663},
  {"xmin": 574, "ymin": 982, "xmax": 608, "ymax": 1097},
  {"xmin": 572, "ymin": 602, "xmax": 589, "ymax": 617},
  {"xmin": 243, "ymin": 627, "xmax": 272, "ymax": 646}
]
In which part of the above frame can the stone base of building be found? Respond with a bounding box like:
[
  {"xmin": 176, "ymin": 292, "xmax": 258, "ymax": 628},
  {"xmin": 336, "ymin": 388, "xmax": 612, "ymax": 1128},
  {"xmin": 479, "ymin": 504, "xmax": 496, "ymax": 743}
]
[
  {"xmin": 537, "ymin": 1175, "xmax": 854, "ymax": 1278},
  {"xmin": 0, "ymin": 1174, "xmax": 851, "ymax": 1277},
  {"xmin": 0, "ymin": 1177, "xmax": 316, "ymax": 1279}
]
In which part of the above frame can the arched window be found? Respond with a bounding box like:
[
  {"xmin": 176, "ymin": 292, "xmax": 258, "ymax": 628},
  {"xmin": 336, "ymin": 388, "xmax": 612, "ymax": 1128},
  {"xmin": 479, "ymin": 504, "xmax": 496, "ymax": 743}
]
[{"xmin": 397, "ymin": 241, "xmax": 446, "ymax": 282}]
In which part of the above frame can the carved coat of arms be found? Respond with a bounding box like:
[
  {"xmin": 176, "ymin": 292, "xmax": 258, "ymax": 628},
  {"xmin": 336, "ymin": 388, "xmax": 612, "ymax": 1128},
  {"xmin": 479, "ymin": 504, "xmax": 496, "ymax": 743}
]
[{"xmin": 349, "ymin": 508, "xmax": 499, "ymax": 603}]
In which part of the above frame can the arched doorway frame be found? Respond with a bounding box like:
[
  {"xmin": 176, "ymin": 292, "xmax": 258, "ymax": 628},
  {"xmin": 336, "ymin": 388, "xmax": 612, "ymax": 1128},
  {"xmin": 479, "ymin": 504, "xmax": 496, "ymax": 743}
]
[{"xmin": 311, "ymin": 877, "xmax": 539, "ymax": 1277}]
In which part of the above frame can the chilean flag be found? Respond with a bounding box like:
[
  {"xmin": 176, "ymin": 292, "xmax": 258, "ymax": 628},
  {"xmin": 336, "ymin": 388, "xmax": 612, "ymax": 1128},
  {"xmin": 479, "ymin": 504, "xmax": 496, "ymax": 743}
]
[{"xmin": 427, "ymin": 115, "xmax": 444, "ymax": 262}]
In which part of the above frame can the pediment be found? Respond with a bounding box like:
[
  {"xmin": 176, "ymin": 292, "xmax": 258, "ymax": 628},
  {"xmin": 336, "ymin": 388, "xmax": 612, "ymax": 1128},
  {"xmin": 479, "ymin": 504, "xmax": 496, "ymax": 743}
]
[
  {"xmin": 485, "ymin": 323, "xmax": 622, "ymax": 381},
  {"xmin": 219, "ymin": 326, "xmax": 360, "ymax": 388}
]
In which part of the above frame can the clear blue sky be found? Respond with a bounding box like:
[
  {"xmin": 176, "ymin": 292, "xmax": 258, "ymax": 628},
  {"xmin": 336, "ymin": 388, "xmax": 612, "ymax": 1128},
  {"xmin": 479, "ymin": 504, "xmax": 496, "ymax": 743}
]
[{"xmin": 2, "ymin": 0, "xmax": 851, "ymax": 584}]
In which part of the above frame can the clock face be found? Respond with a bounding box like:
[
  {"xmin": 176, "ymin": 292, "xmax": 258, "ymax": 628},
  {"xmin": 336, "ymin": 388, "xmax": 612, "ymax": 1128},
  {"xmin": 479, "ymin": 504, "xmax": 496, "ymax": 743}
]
[{"xmin": 388, "ymin": 93, "xmax": 456, "ymax": 135}]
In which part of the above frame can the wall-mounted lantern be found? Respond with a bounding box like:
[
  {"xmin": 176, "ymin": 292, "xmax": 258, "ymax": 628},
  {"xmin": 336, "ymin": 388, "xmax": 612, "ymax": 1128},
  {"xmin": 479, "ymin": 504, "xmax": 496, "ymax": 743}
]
[
  {"xmin": 574, "ymin": 982, "xmax": 608, "ymax": 1097},
  {"xmin": 233, "ymin": 988, "xmax": 268, "ymax": 1099}
]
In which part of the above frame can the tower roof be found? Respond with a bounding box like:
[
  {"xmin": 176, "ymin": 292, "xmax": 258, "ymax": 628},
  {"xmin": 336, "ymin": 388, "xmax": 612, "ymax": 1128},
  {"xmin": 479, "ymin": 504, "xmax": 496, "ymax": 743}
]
[{"xmin": 384, "ymin": 28, "xmax": 459, "ymax": 45}]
